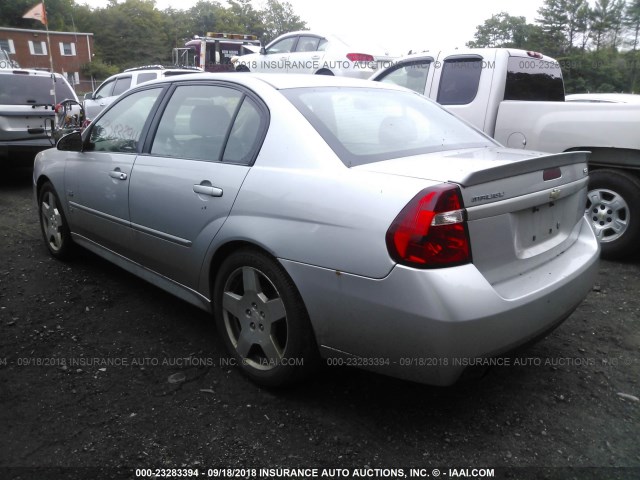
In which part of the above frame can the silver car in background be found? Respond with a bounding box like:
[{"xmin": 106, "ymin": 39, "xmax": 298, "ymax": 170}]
[{"xmin": 33, "ymin": 74, "xmax": 599, "ymax": 387}]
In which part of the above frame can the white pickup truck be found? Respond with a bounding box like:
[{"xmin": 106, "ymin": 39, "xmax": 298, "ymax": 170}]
[{"xmin": 371, "ymin": 48, "xmax": 640, "ymax": 259}]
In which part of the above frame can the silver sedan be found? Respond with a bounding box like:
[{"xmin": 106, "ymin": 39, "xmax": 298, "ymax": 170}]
[{"xmin": 33, "ymin": 73, "xmax": 599, "ymax": 387}]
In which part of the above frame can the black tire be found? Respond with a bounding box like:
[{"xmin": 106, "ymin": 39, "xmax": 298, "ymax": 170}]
[
  {"xmin": 586, "ymin": 169, "xmax": 640, "ymax": 259},
  {"xmin": 38, "ymin": 181, "xmax": 74, "ymax": 259},
  {"xmin": 235, "ymin": 65, "xmax": 250, "ymax": 72},
  {"xmin": 315, "ymin": 69, "xmax": 334, "ymax": 76},
  {"xmin": 213, "ymin": 248, "xmax": 319, "ymax": 387}
]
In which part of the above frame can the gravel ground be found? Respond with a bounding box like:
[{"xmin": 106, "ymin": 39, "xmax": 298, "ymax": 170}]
[{"xmin": 1, "ymin": 166, "xmax": 639, "ymax": 480}]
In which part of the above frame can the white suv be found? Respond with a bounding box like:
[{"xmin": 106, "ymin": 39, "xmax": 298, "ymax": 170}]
[
  {"xmin": 0, "ymin": 68, "xmax": 78, "ymax": 161},
  {"xmin": 83, "ymin": 65, "xmax": 200, "ymax": 120}
]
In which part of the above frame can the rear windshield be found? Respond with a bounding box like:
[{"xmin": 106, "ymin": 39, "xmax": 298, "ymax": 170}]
[
  {"xmin": 505, "ymin": 56, "xmax": 564, "ymax": 101},
  {"xmin": 283, "ymin": 87, "xmax": 494, "ymax": 167},
  {"xmin": 0, "ymin": 73, "xmax": 75, "ymax": 105}
]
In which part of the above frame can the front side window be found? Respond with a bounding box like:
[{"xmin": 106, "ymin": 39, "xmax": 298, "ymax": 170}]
[
  {"xmin": 284, "ymin": 87, "xmax": 493, "ymax": 167},
  {"xmin": 437, "ymin": 57, "xmax": 483, "ymax": 105},
  {"xmin": 88, "ymin": 88, "xmax": 162, "ymax": 153},
  {"xmin": 112, "ymin": 76, "xmax": 132, "ymax": 96},
  {"xmin": 94, "ymin": 79, "xmax": 116, "ymax": 99},
  {"xmin": 266, "ymin": 36, "xmax": 296, "ymax": 55},
  {"xmin": 375, "ymin": 60, "xmax": 432, "ymax": 95}
]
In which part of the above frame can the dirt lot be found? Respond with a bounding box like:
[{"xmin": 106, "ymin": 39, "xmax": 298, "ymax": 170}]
[{"xmin": 1, "ymin": 166, "xmax": 639, "ymax": 480}]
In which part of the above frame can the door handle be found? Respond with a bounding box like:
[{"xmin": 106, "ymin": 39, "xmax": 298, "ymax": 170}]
[
  {"xmin": 109, "ymin": 170, "xmax": 127, "ymax": 180},
  {"xmin": 193, "ymin": 184, "xmax": 223, "ymax": 197}
]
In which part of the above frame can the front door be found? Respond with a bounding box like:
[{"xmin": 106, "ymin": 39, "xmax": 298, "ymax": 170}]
[{"xmin": 65, "ymin": 87, "xmax": 164, "ymax": 257}]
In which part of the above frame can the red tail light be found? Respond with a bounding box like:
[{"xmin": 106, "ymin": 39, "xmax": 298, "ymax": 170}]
[
  {"xmin": 54, "ymin": 103, "xmax": 62, "ymax": 113},
  {"xmin": 386, "ymin": 184, "xmax": 471, "ymax": 268},
  {"xmin": 346, "ymin": 53, "xmax": 374, "ymax": 62}
]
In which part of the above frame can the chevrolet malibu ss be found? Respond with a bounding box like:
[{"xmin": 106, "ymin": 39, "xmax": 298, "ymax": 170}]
[{"xmin": 33, "ymin": 73, "xmax": 600, "ymax": 387}]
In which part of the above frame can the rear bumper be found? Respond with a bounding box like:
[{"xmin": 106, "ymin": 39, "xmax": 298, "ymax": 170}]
[
  {"xmin": 0, "ymin": 138, "xmax": 54, "ymax": 158},
  {"xmin": 281, "ymin": 217, "xmax": 600, "ymax": 385}
]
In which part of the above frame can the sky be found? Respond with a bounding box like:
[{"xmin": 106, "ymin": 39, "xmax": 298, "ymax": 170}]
[{"xmin": 77, "ymin": 0, "xmax": 546, "ymax": 55}]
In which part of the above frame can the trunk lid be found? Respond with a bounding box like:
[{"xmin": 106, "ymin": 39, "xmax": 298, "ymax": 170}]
[{"xmin": 358, "ymin": 147, "xmax": 590, "ymax": 287}]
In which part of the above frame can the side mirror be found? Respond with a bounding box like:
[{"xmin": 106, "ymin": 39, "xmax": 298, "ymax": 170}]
[
  {"xmin": 57, "ymin": 131, "xmax": 83, "ymax": 152},
  {"xmin": 84, "ymin": 92, "xmax": 94, "ymax": 101},
  {"xmin": 260, "ymin": 47, "xmax": 266, "ymax": 55}
]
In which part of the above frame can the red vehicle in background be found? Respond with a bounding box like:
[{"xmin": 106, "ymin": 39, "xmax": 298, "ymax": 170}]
[{"xmin": 176, "ymin": 32, "xmax": 261, "ymax": 72}]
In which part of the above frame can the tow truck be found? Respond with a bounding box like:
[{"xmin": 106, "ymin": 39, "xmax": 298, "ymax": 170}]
[{"xmin": 175, "ymin": 32, "xmax": 261, "ymax": 72}]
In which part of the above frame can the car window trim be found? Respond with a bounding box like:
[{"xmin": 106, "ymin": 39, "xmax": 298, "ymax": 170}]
[
  {"xmin": 141, "ymin": 80, "xmax": 270, "ymax": 167},
  {"xmin": 436, "ymin": 54, "xmax": 484, "ymax": 106},
  {"xmin": 82, "ymin": 84, "xmax": 168, "ymax": 155},
  {"xmin": 374, "ymin": 58, "xmax": 434, "ymax": 90}
]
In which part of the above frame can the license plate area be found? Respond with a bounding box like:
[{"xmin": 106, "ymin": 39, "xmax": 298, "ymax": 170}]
[{"xmin": 514, "ymin": 197, "xmax": 572, "ymax": 258}]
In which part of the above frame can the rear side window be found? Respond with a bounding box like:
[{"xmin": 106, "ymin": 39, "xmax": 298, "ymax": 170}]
[
  {"xmin": 375, "ymin": 60, "xmax": 432, "ymax": 95},
  {"xmin": 295, "ymin": 36, "xmax": 321, "ymax": 52},
  {"xmin": 0, "ymin": 73, "xmax": 73, "ymax": 105},
  {"xmin": 437, "ymin": 58, "xmax": 482, "ymax": 105},
  {"xmin": 505, "ymin": 56, "xmax": 564, "ymax": 101},
  {"xmin": 151, "ymin": 84, "xmax": 266, "ymax": 164}
]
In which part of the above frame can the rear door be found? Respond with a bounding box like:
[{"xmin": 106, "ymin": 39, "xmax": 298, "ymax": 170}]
[
  {"xmin": 287, "ymin": 34, "xmax": 324, "ymax": 74},
  {"xmin": 128, "ymin": 82, "xmax": 268, "ymax": 288},
  {"xmin": 429, "ymin": 51, "xmax": 497, "ymax": 132}
]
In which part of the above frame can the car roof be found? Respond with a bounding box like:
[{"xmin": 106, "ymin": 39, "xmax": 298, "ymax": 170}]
[
  {"xmin": 0, "ymin": 68, "xmax": 61, "ymax": 77},
  {"xmin": 103, "ymin": 66, "xmax": 201, "ymax": 81},
  {"xmin": 137, "ymin": 72, "xmax": 408, "ymax": 92},
  {"xmin": 390, "ymin": 47, "xmax": 554, "ymax": 62}
]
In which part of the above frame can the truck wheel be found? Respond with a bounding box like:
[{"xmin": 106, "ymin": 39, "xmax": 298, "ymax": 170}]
[
  {"xmin": 235, "ymin": 65, "xmax": 250, "ymax": 72},
  {"xmin": 213, "ymin": 248, "xmax": 319, "ymax": 387},
  {"xmin": 586, "ymin": 169, "xmax": 640, "ymax": 259}
]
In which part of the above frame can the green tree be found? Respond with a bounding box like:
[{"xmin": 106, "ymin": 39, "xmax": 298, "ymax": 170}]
[
  {"xmin": 624, "ymin": 0, "xmax": 640, "ymax": 90},
  {"xmin": 536, "ymin": 0, "xmax": 590, "ymax": 52},
  {"xmin": 89, "ymin": 0, "xmax": 169, "ymax": 68},
  {"xmin": 227, "ymin": 0, "xmax": 265, "ymax": 39},
  {"xmin": 260, "ymin": 0, "xmax": 306, "ymax": 44},
  {"xmin": 466, "ymin": 12, "xmax": 528, "ymax": 48},
  {"xmin": 0, "ymin": 0, "xmax": 76, "ymax": 30},
  {"xmin": 590, "ymin": 0, "xmax": 622, "ymax": 50}
]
